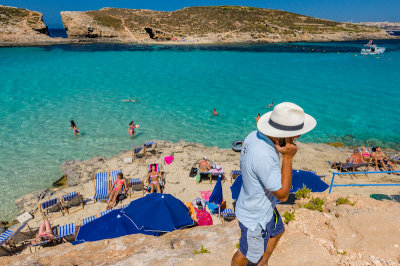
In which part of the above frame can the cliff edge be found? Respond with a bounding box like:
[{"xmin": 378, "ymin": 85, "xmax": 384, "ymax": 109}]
[
  {"xmin": 0, "ymin": 5, "xmax": 52, "ymax": 44},
  {"xmin": 61, "ymin": 6, "xmax": 392, "ymax": 43}
]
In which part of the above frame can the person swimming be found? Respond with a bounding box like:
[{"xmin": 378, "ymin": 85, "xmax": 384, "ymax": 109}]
[
  {"xmin": 70, "ymin": 120, "xmax": 79, "ymax": 135},
  {"xmin": 267, "ymin": 102, "xmax": 274, "ymax": 108},
  {"xmin": 255, "ymin": 113, "xmax": 261, "ymax": 122},
  {"xmin": 121, "ymin": 99, "xmax": 137, "ymax": 103},
  {"xmin": 213, "ymin": 108, "xmax": 218, "ymax": 116}
]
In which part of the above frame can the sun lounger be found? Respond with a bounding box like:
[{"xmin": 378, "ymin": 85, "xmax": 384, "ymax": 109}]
[
  {"xmin": 100, "ymin": 209, "xmax": 113, "ymax": 217},
  {"xmin": 61, "ymin": 192, "xmax": 84, "ymax": 214},
  {"xmin": 82, "ymin": 215, "xmax": 97, "ymax": 226},
  {"xmin": 129, "ymin": 178, "xmax": 144, "ymax": 197},
  {"xmin": 93, "ymin": 172, "xmax": 109, "ymax": 202},
  {"xmin": 143, "ymin": 141, "xmax": 157, "ymax": 157},
  {"xmin": 329, "ymin": 161, "xmax": 368, "ymax": 172},
  {"xmin": 119, "ymin": 204, "xmax": 129, "ymax": 209},
  {"xmin": 29, "ymin": 223, "xmax": 76, "ymax": 252},
  {"xmin": 220, "ymin": 208, "xmax": 236, "ymax": 222},
  {"xmin": 133, "ymin": 146, "xmax": 144, "ymax": 160},
  {"xmin": 0, "ymin": 218, "xmax": 32, "ymax": 253},
  {"xmin": 196, "ymin": 172, "xmax": 211, "ymax": 183},
  {"xmin": 230, "ymin": 170, "xmax": 241, "ymax": 183},
  {"xmin": 40, "ymin": 198, "xmax": 63, "ymax": 218}
]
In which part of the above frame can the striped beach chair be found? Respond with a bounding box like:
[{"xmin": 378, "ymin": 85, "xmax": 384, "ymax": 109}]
[
  {"xmin": 144, "ymin": 141, "xmax": 157, "ymax": 158},
  {"xmin": 133, "ymin": 146, "xmax": 144, "ymax": 160},
  {"xmin": 0, "ymin": 218, "xmax": 31, "ymax": 253},
  {"xmin": 119, "ymin": 204, "xmax": 129, "ymax": 209},
  {"xmin": 61, "ymin": 192, "xmax": 84, "ymax": 214},
  {"xmin": 129, "ymin": 178, "xmax": 144, "ymax": 197},
  {"xmin": 230, "ymin": 170, "xmax": 241, "ymax": 183},
  {"xmin": 82, "ymin": 215, "xmax": 97, "ymax": 226},
  {"xmin": 110, "ymin": 169, "xmax": 123, "ymax": 185},
  {"xmin": 29, "ymin": 223, "xmax": 76, "ymax": 253},
  {"xmin": 220, "ymin": 208, "xmax": 236, "ymax": 222},
  {"xmin": 93, "ymin": 172, "xmax": 109, "ymax": 202},
  {"xmin": 100, "ymin": 209, "xmax": 113, "ymax": 217},
  {"xmin": 40, "ymin": 198, "xmax": 63, "ymax": 218}
]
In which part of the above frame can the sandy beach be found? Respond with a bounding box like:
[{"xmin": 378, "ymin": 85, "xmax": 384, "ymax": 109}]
[{"xmin": 1, "ymin": 139, "xmax": 399, "ymax": 265}]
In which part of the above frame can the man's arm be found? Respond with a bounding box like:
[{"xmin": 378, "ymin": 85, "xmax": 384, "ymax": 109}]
[{"xmin": 272, "ymin": 138, "xmax": 298, "ymax": 202}]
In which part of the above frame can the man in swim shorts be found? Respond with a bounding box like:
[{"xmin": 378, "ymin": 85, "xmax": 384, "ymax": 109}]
[
  {"xmin": 231, "ymin": 102, "xmax": 316, "ymax": 266},
  {"xmin": 371, "ymin": 147, "xmax": 397, "ymax": 172}
]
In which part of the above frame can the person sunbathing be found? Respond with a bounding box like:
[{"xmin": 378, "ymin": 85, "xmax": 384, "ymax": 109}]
[
  {"xmin": 106, "ymin": 172, "xmax": 127, "ymax": 209},
  {"xmin": 31, "ymin": 219, "xmax": 55, "ymax": 245},
  {"xmin": 360, "ymin": 146, "xmax": 371, "ymax": 170},
  {"xmin": 371, "ymin": 147, "xmax": 398, "ymax": 172},
  {"xmin": 199, "ymin": 156, "xmax": 211, "ymax": 173},
  {"xmin": 147, "ymin": 164, "xmax": 163, "ymax": 193},
  {"xmin": 346, "ymin": 149, "xmax": 362, "ymax": 164}
]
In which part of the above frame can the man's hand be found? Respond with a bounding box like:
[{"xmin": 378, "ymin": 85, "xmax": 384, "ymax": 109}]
[{"xmin": 274, "ymin": 137, "xmax": 298, "ymax": 159}]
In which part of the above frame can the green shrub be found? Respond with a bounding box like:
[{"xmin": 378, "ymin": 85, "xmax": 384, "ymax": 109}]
[
  {"xmin": 295, "ymin": 184, "xmax": 311, "ymax": 199},
  {"xmin": 336, "ymin": 197, "xmax": 355, "ymax": 206},
  {"xmin": 194, "ymin": 245, "xmax": 210, "ymax": 255},
  {"xmin": 283, "ymin": 210, "xmax": 295, "ymax": 224},
  {"xmin": 303, "ymin": 197, "xmax": 326, "ymax": 212}
]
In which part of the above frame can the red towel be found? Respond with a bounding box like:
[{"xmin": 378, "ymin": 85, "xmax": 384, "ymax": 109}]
[{"xmin": 194, "ymin": 207, "xmax": 213, "ymax": 226}]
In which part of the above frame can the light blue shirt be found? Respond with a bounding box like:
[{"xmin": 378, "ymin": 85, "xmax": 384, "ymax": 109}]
[{"xmin": 236, "ymin": 131, "xmax": 282, "ymax": 231}]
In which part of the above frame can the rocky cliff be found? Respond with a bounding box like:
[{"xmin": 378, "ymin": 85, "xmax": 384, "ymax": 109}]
[
  {"xmin": 0, "ymin": 5, "xmax": 52, "ymax": 44},
  {"xmin": 61, "ymin": 6, "xmax": 392, "ymax": 43}
]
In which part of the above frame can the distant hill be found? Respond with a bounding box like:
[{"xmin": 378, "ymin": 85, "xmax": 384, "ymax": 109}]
[{"xmin": 61, "ymin": 6, "xmax": 391, "ymax": 43}]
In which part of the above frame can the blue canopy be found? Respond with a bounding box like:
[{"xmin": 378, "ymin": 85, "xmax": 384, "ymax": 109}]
[
  {"xmin": 209, "ymin": 176, "xmax": 223, "ymax": 205},
  {"xmin": 122, "ymin": 193, "xmax": 194, "ymax": 233},
  {"xmin": 230, "ymin": 174, "xmax": 242, "ymax": 201},
  {"xmin": 73, "ymin": 210, "xmax": 157, "ymax": 244},
  {"xmin": 230, "ymin": 170, "xmax": 328, "ymax": 201}
]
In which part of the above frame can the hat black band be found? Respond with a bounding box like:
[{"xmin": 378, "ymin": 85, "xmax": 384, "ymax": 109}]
[{"xmin": 268, "ymin": 119, "xmax": 304, "ymax": 131}]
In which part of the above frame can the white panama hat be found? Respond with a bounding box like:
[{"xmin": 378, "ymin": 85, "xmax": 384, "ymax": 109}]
[{"xmin": 257, "ymin": 102, "xmax": 316, "ymax": 138}]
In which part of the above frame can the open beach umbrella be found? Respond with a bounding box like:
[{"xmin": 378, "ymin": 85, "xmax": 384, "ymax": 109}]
[
  {"xmin": 122, "ymin": 193, "xmax": 195, "ymax": 233},
  {"xmin": 291, "ymin": 170, "xmax": 329, "ymax": 193},
  {"xmin": 73, "ymin": 209, "xmax": 157, "ymax": 244},
  {"xmin": 209, "ymin": 176, "xmax": 223, "ymax": 205},
  {"xmin": 230, "ymin": 174, "xmax": 242, "ymax": 201}
]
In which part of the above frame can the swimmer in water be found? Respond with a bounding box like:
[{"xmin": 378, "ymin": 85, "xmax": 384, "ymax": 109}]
[
  {"xmin": 255, "ymin": 113, "xmax": 261, "ymax": 122},
  {"xmin": 70, "ymin": 120, "xmax": 79, "ymax": 135},
  {"xmin": 213, "ymin": 108, "xmax": 218, "ymax": 116},
  {"xmin": 121, "ymin": 99, "xmax": 137, "ymax": 103},
  {"xmin": 128, "ymin": 121, "xmax": 135, "ymax": 136},
  {"xmin": 267, "ymin": 101, "xmax": 274, "ymax": 108}
]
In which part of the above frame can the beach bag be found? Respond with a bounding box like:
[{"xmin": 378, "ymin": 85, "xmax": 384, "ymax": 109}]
[
  {"xmin": 189, "ymin": 167, "xmax": 198, "ymax": 177},
  {"xmin": 194, "ymin": 207, "xmax": 213, "ymax": 226},
  {"xmin": 118, "ymin": 194, "xmax": 127, "ymax": 201}
]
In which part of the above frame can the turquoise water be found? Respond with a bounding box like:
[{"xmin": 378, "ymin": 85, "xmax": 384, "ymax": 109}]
[{"xmin": 1, "ymin": 40, "xmax": 399, "ymax": 220}]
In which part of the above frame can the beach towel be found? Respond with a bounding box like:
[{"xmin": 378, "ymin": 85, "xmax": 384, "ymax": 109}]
[
  {"xmin": 200, "ymin": 191, "xmax": 212, "ymax": 201},
  {"xmin": 193, "ymin": 207, "xmax": 213, "ymax": 226},
  {"xmin": 164, "ymin": 155, "xmax": 174, "ymax": 165},
  {"xmin": 370, "ymin": 194, "xmax": 392, "ymax": 201}
]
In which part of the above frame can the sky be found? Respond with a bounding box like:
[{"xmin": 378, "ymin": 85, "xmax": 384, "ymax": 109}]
[{"xmin": 2, "ymin": 0, "xmax": 399, "ymax": 28}]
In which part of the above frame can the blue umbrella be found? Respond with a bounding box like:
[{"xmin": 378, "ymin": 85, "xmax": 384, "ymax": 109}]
[
  {"xmin": 209, "ymin": 176, "xmax": 223, "ymax": 205},
  {"xmin": 230, "ymin": 174, "xmax": 242, "ymax": 201},
  {"xmin": 229, "ymin": 170, "xmax": 328, "ymax": 201},
  {"xmin": 73, "ymin": 209, "xmax": 157, "ymax": 244},
  {"xmin": 122, "ymin": 193, "xmax": 194, "ymax": 233}
]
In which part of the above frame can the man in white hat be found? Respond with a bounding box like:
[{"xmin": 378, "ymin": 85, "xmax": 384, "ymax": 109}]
[{"xmin": 231, "ymin": 102, "xmax": 316, "ymax": 266}]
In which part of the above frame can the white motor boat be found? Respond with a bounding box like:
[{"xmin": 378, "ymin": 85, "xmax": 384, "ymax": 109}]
[{"xmin": 361, "ymin": 41, "xmax": 385, "ymax": 55}]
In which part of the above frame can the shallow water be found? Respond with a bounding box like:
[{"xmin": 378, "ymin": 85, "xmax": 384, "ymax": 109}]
[{"xmin": 0, "ymin": 40, "xmax": 399, "ymax": 220}]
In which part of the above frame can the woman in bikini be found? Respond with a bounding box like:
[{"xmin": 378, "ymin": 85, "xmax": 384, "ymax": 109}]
[
  {"xmin": 31, "ymin": 219, "xmax": 55, "ymax": 245},
  {"xmin": 360, "ymin": 146, "xmax": 371, "ymax": 170},
  {"xmin": 128, "ymin": 121, "xmax": 135, "ymax": 137},
  {"xmin": 147, "ymin": 164, "xmax": 163, "ymax": 193},
  {"xmin": 106, "ymin": 172, "xmax": 127, "ymax": 209},
  {"xmin": 70, "ymin": 120, "xmax": 79, "ymax": 135}
]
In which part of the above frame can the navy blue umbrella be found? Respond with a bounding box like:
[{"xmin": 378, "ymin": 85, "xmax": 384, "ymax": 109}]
[
  {"xmin": 209, "ymin": 176, "xmax": 223, "ymax": 205},
  {"xmin": 230, "ymin": 174, "xmax": 242, "ymax": 201},
  {"xmin": 122, "ymin": 193, "xmax": 194, "ymax": 233},
  {"xmin": 73, "ymin": 209, "xmax": 157, "ymax": 244}
]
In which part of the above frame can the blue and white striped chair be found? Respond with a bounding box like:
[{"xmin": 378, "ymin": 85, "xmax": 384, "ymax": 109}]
[
  {"xmin": 129, "ymin": 177, "xmax": 144, "ymax": 197},
  {"xmin": 144, "ymin": 141, "xmax": 157, "ymax": 158},
  {"xmin": 132, "ymin": 146, "xmax": 144, "ymax": 160},
  {"xmin": 221, "ymin": 208, "xmax": 236, "ymax": 222},
  {"xmin": 82, "ymin": 215, "xmax": 97, "ymax": 226},
  {"xmin": 0, "ymin": 219, "xmax": 31, "ymax": 253},
  {"xmin": 40, "ymin": 198, "xmax": 62, "ymax": 218},
  {"xmin": 57, "ymin": 223, "xmax": 75, "ymax": 242},
  {"xmin": 118, "ymin": 204, "xmax": 129, "ymax": 209},
  {"xmin": 100, "ymin": 209, "xmax": 113, "ymax": 217},
  {"xmin": 230, "ymin": 170, "xmax": 241, "ymax": 183},
  {"xmin": 93, "ymin": 172, "xmax": 109, "ymax": 202},
  {"xmin": 110, "ymin": 169, "xmax": 123, "ymax": 185},
  {"xmin": 61, "ymin": 192, "xmax": 84, "ymax": 214}
]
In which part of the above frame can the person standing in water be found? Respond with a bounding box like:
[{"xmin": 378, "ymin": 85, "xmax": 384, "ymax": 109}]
[
  {"xmin": 128, "ymin": 121, "xmax": 135, "ymax": 137},
  {"xmin": 70, "ymin": 120, "xmax": 79, "ymax": 135},
  {"xmin": 255, "ymin": 113, "xmax": 261, "ymax": 123},
  {"xmin": 213, "ymin": 108, "xmax": 218, "ymax": 116}
]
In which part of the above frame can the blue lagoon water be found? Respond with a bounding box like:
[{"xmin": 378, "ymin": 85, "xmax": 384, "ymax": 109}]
[{"xmin": 1, "ymin": 40, "xmax": 399, "ymax": 220}]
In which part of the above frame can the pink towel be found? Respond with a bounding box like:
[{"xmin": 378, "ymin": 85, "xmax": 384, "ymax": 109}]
[
  {"xmin": 164, "ymin": 155, "xmax": 174, "ymax": 165},
  {"xmin": 200, "ymin": 191, "xmax": 212, "ymax": 201}
]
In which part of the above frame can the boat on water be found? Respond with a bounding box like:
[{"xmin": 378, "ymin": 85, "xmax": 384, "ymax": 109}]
[{"xmin": 361, "ymin": 40, "xmax": 385, "ymax": 55}]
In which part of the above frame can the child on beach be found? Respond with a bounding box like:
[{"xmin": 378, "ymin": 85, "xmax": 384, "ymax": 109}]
[
  {"xmin": 106, "ymin": 172, "xmax": 127, "ymax": 209},
  {"xmin": 147, "ymin": 164, "xmax": 163, "ymax": 193},
  {"xmin": 70, "ymin": 120, "xmax": 79, "ymax": 135},
  {"xmin": 31, "ymin": 219, "xmax": 55, "ymax": 245}
]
